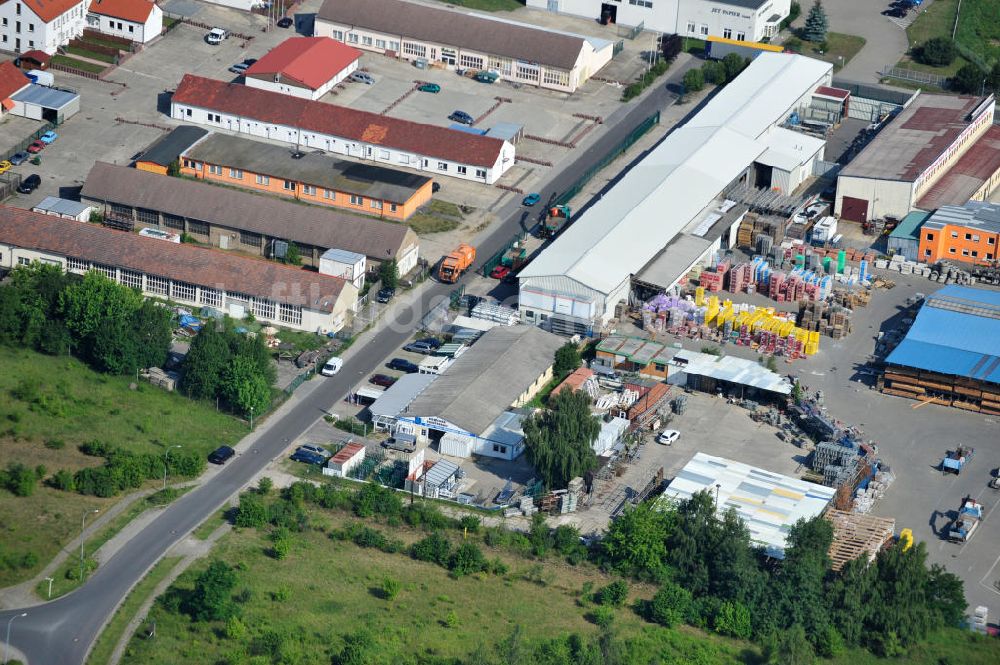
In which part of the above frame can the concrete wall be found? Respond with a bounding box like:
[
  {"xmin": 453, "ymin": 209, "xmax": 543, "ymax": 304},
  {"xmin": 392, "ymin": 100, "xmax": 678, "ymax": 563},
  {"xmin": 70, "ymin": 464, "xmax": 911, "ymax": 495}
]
[
  {"xmin": 179, "ymin": 157, "xmax": 431, "ymax": 221},
  {"xmin": 835, "ymin": 176, "xmax": 915, "ymax": 222},
  {"xmin": 171, "ymin": 100, "xmax": 513, "ymax": 184}
]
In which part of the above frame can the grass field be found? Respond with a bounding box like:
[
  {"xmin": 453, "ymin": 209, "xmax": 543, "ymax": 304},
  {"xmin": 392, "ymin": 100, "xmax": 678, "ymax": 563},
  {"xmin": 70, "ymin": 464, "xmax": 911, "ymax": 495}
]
[
  {"xmin": 897, "ymin": 0, "xmax": 971, "ymax": 76},
  {"xmin": 954, "ymin": 0, "xmax": 1000, "ymax": 66},
  {"xmin": 50, "ymin": 55, "xmax": 107, "ymax": 74},
  {"xmin": 118, "ymin": 502, "xmax": 999, "ymax": 665},
  {"xmin": 0, "ymin": 346, "xmax": 245, "ymax": 587},
  {"xmin": 38, "ymin": 487, "xmax": 192, "ymax": 599},
  {"xmin": 64, "ymin": 45, "xmax": 117, "ymax": 64},
  {"xmin": 191, "ymin": 509, "xmax": 229, "ymax": 541},
  {"xmin": 812, "ymin": 33, "xmax": 867, "ymax": 71},
  {"xmin": 430, "ymin": 0, "xmax": 522, "ymax": 11},
  {"xmin": 408, "ymin": 201, "xmax": 465, "ymax": 235},
  {"xmin": 86, "ymin": 556, "xmax": 183, "ymax": 665}
]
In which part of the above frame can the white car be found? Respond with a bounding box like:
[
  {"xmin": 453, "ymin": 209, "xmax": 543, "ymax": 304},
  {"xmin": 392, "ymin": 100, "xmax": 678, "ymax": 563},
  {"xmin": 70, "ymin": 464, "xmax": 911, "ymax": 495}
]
[
  {"xmin": 350, "ymin": 71, "xmax": 375, "ymax": 85},
  {"xmin": 320, "ymin": 357, "xmax": 343, "ymax": 376},
  {"xmin": 657, "ymin": 429, "xmax": 680, "ymax": 445},
  {"xmin": 206, "ymin": 27, "xmax": 228, "ymax": 45}
]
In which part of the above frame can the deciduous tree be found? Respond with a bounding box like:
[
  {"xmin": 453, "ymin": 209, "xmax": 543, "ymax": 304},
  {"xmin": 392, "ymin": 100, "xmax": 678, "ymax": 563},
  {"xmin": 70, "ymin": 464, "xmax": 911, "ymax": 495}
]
[{"xmin": 523, "ymin": 389, "xmax": 600, "ymax": 490}]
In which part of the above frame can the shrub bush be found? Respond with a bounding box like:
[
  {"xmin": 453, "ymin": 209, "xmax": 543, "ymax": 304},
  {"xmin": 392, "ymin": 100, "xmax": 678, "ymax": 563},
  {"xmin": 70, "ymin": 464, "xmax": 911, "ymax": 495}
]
[
  {"xmin": 647, "ymin": 581, "xmax": 692, "ymax": 627},
  {"xmin": 917, "ymin": 37, "xmax": 957, "ymax": 67},
  {"xmin": 597, "ymin": 580, "xmax": 629, "ymax": 607},
  {"xmin": 411, "ymin": 532, "xmax": 452, "ymax": 566},
  {"xmin": 448, "ymin": 542, "xmax": 488, "ymax": 577},
  {"xmin": 682, "ymin": 68, "xmax": 705, "ymax": 93}
]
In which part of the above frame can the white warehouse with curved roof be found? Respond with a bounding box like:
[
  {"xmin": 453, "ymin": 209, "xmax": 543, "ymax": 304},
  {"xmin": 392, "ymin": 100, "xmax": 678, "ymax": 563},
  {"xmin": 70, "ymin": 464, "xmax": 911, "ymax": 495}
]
[{"xmin": 518, "ymin": 53, "xmax": 833, "ymax": 335}]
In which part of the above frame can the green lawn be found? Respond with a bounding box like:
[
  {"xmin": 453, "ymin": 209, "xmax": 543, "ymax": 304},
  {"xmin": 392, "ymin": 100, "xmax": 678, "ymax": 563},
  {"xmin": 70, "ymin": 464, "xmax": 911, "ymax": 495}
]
[
  {"xmin": 0, "ymin": 346, "xmax": 245, "ymax": 587},
  {"xmin": 897, "ymin": 0, "xmax": 970, "ymax": 76},
  {"xmin": 118, "ymin": 501, "xmax": 1000, "ymax": 665},
  {"xmin": 78, "ymin": 35, "xmax": 129, "ymax": 51},
  {"xmin": 428, "ymin": 199, "xmax": 465, "ymax": 218},
  {"xmin": 955, "ymin": 0, "xmax": 1000, "ymax": 66},
  {"xmin": 408, "ymin": 213, "xmax": 461, "ymax": 235},
  {"xmin": 64, "ymin": 45, "xmax": 117, "ymax": 63},
  {"xmin": 429, "ymin": 0, "xmax": 522, "ymax": 10},
  {"xmin": 86, "ymin": 556, "xmax": 183, "ymax": 665},
  {"xmin": 191, "ymin": 509, "xmax": 229, "ymax": 541},
  {"xmin": 38, "ymin": 487, "xmax": 192, "ymax": 599},
  {"xmin": 812, "ymin": 32, "xmax": 867, "ymax": 71},
  {"xmin": 49, "ymin": 55, "xmax": 107, "ymax": 74}
]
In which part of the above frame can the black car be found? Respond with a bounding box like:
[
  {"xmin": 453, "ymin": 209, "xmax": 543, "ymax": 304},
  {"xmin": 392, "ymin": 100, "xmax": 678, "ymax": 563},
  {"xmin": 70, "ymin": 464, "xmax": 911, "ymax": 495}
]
[
  {"xmin": 208, "ymin": 445, "xmax": 235, "ymax": 464},
  {"xmin": 448, "ymin": 110, "xmax": 474, "ymax": 125},
  {"xmin": 17, "ymin": 174, "xmax": 41, "ymax": 194},
  {"xmin": 276, "ymin": 16, "xmax": 293, "ymax": 28},
  {"xmin": 387, "ymin": 358, "xmax": 419, "ymax": 373},
  {"xmin": 377, "ymin": 287, "xmax": 396, "ymax": 303},
  {"xmin": 883, "ymin": 7, "xmax": 907, "ymax": 16},
  {"xmin": 432, "ymin": 182, "xmax": 441, "ymax": 193}
]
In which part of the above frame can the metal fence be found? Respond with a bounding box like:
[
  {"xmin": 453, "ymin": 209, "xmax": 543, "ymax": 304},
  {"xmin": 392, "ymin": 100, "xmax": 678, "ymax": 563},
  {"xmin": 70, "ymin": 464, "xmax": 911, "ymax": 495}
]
[
  {"xmin": 624, "ymin": 21, "xmax": 644, "ymax": 40},
  {"xmin": 880, "ymin": 65, "xmax": 949, "ymax": 89},
  {"xmin": 2, "ymin": 122, "xmax": 56, "ymax": 163},
  {"xmin": 479, "ymin": 230, "xmax": 527, "ymax": 277},
  {"xmin": 555, "ymin": 110, "xmax": 660, "ymax": 208}
]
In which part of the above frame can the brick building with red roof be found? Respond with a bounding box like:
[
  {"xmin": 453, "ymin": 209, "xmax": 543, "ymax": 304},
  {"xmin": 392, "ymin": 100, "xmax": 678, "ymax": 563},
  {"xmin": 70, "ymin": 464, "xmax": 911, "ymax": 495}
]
[
  {"xmin": 245, "ymin": 37, "xmax": 361, "ymax": 100},
  {"xmin": 1, "ymin": 0, "xmax": 88, "ymax": 54},
  {"xmin": 0, "ymin": 205, "xmax": 358, "ymax": 333},
  {"xmin": 86, "ymin": 0, "xmax": 163, "ymax": 44},
  {"xmin": 170, "ymin": 74, "xmax": 515, "ymax": 184},
  {"xmin": 0, "ymin": 60, "xmax": 30, "ymax": 116}
]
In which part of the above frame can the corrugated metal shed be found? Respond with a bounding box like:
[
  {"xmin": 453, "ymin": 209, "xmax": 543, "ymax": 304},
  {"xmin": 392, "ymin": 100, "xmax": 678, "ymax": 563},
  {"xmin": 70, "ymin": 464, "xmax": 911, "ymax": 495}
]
[
  {"xmin": 886, "ymin": 285, "xmax": 1000, "ymax": 384},
  {"xmin": 659, "ymin": 452, "xmax": 836, "ymax": 559},
  {"xmin": 368, "ymin": 373, "xmax": 437, "ymax": 419},
  {"xmin": 670, "ymin": 349, "xmax": 792, "ymax": 394},
  {"xmin": 887, "ymin": 210, "xmax": 931, "ymax": 261},
  {"xmin": 31, "ymin": 196, "xmax": 92, "ymax": 219},
  {"xmin": 424, "ymin": 459, "xmax": 459, "ymax": 488}
]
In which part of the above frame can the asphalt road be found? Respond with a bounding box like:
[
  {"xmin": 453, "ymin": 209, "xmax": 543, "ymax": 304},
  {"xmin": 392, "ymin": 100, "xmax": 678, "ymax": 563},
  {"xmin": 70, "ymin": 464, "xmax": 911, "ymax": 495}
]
[{"xmin": 0, "ymin": 68, "xmax": 690, "ymax": 664}]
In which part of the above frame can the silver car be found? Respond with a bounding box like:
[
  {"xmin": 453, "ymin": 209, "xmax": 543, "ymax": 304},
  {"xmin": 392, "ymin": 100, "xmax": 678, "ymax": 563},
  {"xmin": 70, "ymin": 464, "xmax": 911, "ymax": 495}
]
[
  {"xmin": 297, "ymin": 444, "xmax": 332, "ymax": 459},
  {"xmin": 350, "ymin": 71, "xmax": 375, "ymax": 85}
]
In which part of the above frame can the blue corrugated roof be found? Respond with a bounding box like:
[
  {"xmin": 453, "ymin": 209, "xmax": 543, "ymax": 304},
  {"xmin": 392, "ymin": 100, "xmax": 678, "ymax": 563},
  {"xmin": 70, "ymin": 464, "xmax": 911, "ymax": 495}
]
[{"xmin": 886, "ymin": 285, "xmax": 1000, "ymax": 384}]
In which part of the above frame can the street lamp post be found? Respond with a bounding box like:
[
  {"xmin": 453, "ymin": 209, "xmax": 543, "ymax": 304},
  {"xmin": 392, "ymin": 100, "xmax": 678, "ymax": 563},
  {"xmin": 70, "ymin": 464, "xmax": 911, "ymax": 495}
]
[
  {"xmin": 4, "ymin": 612, "xmax": 27, "ymax": 665},
  {"xmin": 249, "ymin": 406, "xmax": 254, "ymax": 431},
  {"xmin": 80, "ymin": 508, "xmax": 99, "ymax": 582},
  {"xmin": 163, "ymin": 445, "xmax": 182, "ymax": 490}
]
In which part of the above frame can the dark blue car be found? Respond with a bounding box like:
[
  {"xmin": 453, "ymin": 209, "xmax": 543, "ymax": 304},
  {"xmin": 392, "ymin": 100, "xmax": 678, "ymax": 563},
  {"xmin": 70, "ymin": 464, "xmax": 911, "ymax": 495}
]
[
  {"xmin": 388, "ymin": 358, "xmax": 419, "ymax": 373},
  {"xmin": 290, "ymin": 450, "xmax": 326, "ymax": 465}
]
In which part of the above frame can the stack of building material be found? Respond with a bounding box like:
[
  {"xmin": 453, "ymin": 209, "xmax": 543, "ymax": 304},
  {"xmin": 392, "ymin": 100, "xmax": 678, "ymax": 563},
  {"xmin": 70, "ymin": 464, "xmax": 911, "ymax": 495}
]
[
  {"xmin": 824, "ymin": 509, "xmax": 895, "ymax": 571},
  {"xmin": 627, "ymin": 383, "xmax": 670, "ymax": 427},
  {"xmin": 142, "ymin": 367, "xmax": 179, "ymax": 391},
  {"xmin": 471, "ymin": 301, "xmax": 519, "ymax": 325},
  {"xmin": 519, "ymin": 495, "xmax": 536, "ymax": 517},
  {"xmin": 853, "ymin": 467, "xmax": 895, "ymax": 514},
  {"xmin": 736, "ymin": 213, "xmax": 786, "ymax": 248},
  {"xmin": 797, "ymin": 301, "xmax": 855, "ymax": 338},
  {"xmin": 728, "ymin": 263, "xmax": 753, "ymax": 293}
]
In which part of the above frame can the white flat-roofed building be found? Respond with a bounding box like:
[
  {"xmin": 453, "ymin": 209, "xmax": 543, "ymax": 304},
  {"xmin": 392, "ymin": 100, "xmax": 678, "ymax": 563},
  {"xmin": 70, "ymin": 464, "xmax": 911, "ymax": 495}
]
[
  {"xmin": 527, "ymin": 0, "xmax": 790, "ymax": 43},
  {"xmin": 518, "ymin": 53, "xmax": 831, "ymax": 335}
]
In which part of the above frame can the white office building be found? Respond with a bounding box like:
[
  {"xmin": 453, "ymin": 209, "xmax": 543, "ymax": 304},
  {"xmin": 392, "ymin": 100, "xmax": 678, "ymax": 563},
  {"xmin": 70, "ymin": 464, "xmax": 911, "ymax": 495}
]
[{"xmin": 527, "ymin": 0, "xmax": 790, "ymax": 43}]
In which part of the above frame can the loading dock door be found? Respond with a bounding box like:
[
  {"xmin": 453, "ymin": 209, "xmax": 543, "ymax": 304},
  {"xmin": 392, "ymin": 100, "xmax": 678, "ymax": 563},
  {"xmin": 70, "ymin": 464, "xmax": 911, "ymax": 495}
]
[{"xmin": 841, "ymin": 196, "xmax": 869, "ymax": 223}]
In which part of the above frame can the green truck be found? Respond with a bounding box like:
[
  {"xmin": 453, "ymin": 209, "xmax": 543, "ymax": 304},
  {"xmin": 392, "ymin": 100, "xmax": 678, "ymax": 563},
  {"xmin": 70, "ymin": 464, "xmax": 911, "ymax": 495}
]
[{"xmin": 541, "ymin": 205, "xmax": 572, "ymax": 238}]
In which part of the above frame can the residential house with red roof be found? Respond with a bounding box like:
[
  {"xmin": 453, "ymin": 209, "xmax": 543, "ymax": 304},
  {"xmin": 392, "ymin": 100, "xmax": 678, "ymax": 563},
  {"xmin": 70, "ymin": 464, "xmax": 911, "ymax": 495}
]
[
  {"xmin": 0, "ymin": 205, "xmax": 359, "ymax": 333},
  {"xmin": 170, "ymin": 74, "xmax": 515, "ymax": 184},
  {"xmin": 245, "ymin": 36, "xmax": 360, "ymax": 101},
  {"xmin": 0, "ymin": 0, "xmax": 88, "ymax": 54},
  {"xmin": 86, "ymin": 0, "xmax": 162, "ymax": 44},
  {"xmin": 0, "ymin": 59, "xmax": 30, "ymax": 116}
]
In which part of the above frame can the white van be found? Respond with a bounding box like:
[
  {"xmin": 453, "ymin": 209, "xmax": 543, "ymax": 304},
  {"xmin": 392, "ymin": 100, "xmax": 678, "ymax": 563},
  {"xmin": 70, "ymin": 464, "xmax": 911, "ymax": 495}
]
[
  {"xmin": 206, "ymin": 28, "xmax": 228, "ymax": 45},
  {"xmin": 320, "ymin": 357, "xmax": 343, "ymax": 376}
]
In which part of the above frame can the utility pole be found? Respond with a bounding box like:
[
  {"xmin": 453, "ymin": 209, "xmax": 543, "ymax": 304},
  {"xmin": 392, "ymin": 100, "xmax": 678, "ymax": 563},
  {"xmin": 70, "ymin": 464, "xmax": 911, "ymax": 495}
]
[{"xmin": 79, "ymin": 508, "xmax": 99, "ymax": 583}]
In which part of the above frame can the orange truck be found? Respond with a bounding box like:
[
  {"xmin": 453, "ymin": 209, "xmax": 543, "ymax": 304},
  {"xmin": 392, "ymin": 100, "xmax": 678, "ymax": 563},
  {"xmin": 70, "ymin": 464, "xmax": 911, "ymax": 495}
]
[{"xmin": 438, "ymin": 243, "xmax": 476, "ymax": 283}]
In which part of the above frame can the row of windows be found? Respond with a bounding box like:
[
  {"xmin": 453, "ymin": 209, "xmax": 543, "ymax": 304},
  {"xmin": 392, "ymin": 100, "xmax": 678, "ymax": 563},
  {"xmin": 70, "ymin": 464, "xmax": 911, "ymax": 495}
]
[
  {"xmin": 926, "ymin": 231, "xmax": 997, "ymax": 245},
  {"xmin": 62, "ymin": 258, "xmax": 306, "ymax": 321},
  {"xmin": 926, "ymin": 248, "xmax": 994, "ymax": 260},
  {"xmin": 1, "ymin": 17, "xmax": 35, "ymax": 31}
]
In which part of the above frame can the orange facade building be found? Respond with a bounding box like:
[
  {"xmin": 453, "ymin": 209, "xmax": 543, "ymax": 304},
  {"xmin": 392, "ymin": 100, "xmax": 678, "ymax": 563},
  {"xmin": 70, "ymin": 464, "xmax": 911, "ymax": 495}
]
[
  {"xmin": 918, "ymin": 201, "xmax": 1000, "ymax": 266},
  {"xmin": 179, "ymin": 132, "xmax": 433, "ymax": 221}
]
